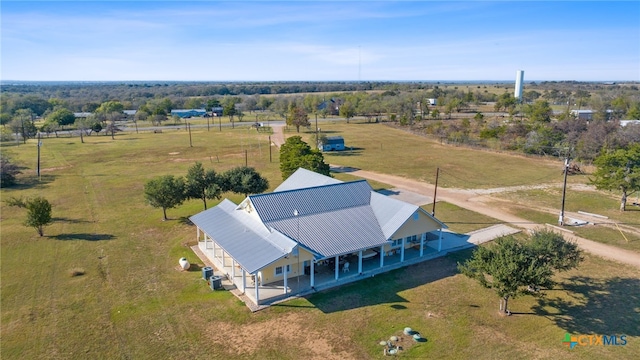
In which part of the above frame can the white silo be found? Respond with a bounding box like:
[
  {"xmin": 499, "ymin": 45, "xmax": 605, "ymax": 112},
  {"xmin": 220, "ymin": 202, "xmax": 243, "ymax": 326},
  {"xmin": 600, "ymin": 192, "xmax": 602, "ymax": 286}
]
[{"xmin": 514, "ymin": 70, "xmax": 524, "ymax": 101}]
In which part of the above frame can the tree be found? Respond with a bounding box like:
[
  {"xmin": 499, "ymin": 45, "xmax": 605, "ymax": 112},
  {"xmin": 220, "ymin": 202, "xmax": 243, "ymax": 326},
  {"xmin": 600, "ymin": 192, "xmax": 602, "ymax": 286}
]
[
  {"xmin": 144, "ymin": 175, "xmax": 186, "ymax": 220},
  {"xmin": 10, "ymin": 109, "xmax": 37, "ymax": 143},
  {"xmin": 286, "ymin": 103, "xmax": 310, "ymax": 133},
  {"xmin": 95, "ymin": 100, "xmax": 124, "ymax": 114},
  {"xmin": 220, "ymin": 166, "xmax": 269, "ymax": 197},
  {"xmin": 590, "ymin": 143, "xmax": 640, "ymax": 211},
  {"xmin": 47, "ymin": 108, "xmax": 76, "ymax": 129},
  {"xmin": 523, "ymin": 100, "xmax": 553, "ymax": 123},
  {"xmin": 339, "ymin": 101, "xmax": 356, "ymax": 123},
  {"xmin": 458, "ymin": 230, "xmax": 582, "ymax": 314},
  {"xmin": 1, "ymin": 153, "xmax": 21, "ymax": 187},
  {"xmin": 5, "ymin": 196, "xmax": 53, "ymax": 236},
  {"xmin": 184, "ymin": 162, "xmax": 221, "ymax": 210},
  {"xmin": 279, "ymin": 136, "xmax": 330, "ymax": 180}
]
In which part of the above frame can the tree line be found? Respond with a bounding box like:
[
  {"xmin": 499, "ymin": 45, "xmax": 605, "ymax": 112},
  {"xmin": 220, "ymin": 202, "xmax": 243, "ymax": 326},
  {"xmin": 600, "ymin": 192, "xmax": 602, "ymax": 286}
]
[{"xmin": 144, "ymin": 163, "xmax": 269, "ymax": 220}]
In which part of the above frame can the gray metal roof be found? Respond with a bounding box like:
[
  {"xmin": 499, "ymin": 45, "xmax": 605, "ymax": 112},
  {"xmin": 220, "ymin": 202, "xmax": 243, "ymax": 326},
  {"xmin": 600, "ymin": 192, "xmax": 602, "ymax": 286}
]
[
  {"xmin": 189, "ymin": 199, "xmax": 296, "ymax": 274},
  {"xmin": 370, "ymin": 191, "xmax": 419, "ymax": 239},
  {"xmin": 250, "ymin": 180, "xmax": 372, "ymax": 223},
  {"xmin": 274, "ymin": 168, "xmax": 342, "ymax": 192},
  {"xmin": 192, "ymin": 171, "xmax": 447, "ymax": 269},
  {"xmin": 264, "ymin": 205, "xmax": 388, "ymax": 258}
]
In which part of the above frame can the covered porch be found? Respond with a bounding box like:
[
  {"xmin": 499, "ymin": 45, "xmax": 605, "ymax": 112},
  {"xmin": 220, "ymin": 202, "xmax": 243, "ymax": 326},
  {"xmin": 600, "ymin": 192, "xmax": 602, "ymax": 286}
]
[{"xmin": 195, "ymin": 229, "xmax": 445, "ymax": 308}]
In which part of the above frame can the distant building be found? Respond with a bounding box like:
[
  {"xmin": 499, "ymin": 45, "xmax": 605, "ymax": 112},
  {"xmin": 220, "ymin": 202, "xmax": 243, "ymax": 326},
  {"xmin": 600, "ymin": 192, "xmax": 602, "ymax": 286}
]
[
  {"xmin": 427, "ymin": 98, "xmax": 437, "ymax": 106},
  {"xmin": 211, "ymin": 107, "xmax": 223, "ymax": 117},
  {"xmin": 170, "ymin": 109, "xmax": 207, "ymax": 118},
  {"xmin": 514, "ymin": 70, "xmax": 524, "ymax": 101},
  {"xmin": 620, "ymin": 120, "xmax": 640, "ymax": 127},
  {"xmin": 73, "ymin": 112, "xmax": 92, "ymax": 118},
  {"xmin": 320, "ymin": 136, "xmax": 345, "ymax": 151},
  {"xmin": 571, "ymin": 109, "xmax": 594, "ymax": 121}
]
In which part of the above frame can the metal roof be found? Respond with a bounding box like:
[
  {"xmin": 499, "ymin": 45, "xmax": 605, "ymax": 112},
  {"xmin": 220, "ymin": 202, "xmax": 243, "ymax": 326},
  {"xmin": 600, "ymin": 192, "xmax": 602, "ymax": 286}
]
[
  {"xmin": 370, "ymin": 191, "xmax": 419, "ymax": 239},
  {"xmin": 264, "ymin": 205, "xmax": 388, "ymax": 258},
  {"xmin": 251, "ymin": 180, "xmax": 372, "ymax": 222},
  {"xmin": 189, "ymin": 199, "xmax": 296, "ymax": 274},
  {"xmin": 274, "ymin": 168, "xmax": 342, "ymax": 192},
  {"xmin": 192, "ymin": 171, "xmax": 447, "ymax": 269}
]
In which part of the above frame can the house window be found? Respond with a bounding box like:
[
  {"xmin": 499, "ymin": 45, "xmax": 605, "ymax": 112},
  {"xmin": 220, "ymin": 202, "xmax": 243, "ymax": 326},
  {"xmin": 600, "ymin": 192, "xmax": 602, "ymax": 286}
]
[
  {"xmin": 413, "ymin": 212, "xmax": 419, "ymax": 221},
  {"xmin": 410, "ymin": 235, "xmax": 418, "ymax": 243},
  {"xmin": 275, "ymin": 265, "xmax": 291, "ymax": 276},
  {"xmin": 391, "ymin": 239, "xmax": 402, "ymax": 248}
]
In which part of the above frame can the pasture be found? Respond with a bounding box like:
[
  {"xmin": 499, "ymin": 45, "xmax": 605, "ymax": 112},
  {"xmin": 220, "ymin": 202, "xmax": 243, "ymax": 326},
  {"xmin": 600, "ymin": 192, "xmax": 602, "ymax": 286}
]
[{"xmin": 1, "ymin": 122, "xmax": 638, "ymax": 359}]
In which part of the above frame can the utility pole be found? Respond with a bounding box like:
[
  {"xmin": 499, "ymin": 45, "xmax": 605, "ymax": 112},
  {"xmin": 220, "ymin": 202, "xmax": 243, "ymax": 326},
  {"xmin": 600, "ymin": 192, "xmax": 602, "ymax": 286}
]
[
  {"xmin": 559, "ymin": 157, "xmax": 569, "ymax": 226},
  {"xmin": 268, "ymin": 135, "xmax": 272, "ymax": 163},
  {"xmin": 36, "ymin": 133, "xmax": 42, "ymax": 180},
  {"xmin": 188, "ymin": 123, "xmax": 193, "ymax": 147},
  {"xmin": 245, "ymin": 150, "xmax": 248, "ymax": 167},
  {"xmin": 432, "ymin": 167, "xmax": 439, "ymax": 216}
]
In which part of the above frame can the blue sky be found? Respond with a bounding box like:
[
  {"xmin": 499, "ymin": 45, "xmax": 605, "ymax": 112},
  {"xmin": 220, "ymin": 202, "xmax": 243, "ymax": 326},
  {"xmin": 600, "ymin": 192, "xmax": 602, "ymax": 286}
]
[{"xmin": 2, "ymin": 1, "xmax": 639, "ymax": 81}]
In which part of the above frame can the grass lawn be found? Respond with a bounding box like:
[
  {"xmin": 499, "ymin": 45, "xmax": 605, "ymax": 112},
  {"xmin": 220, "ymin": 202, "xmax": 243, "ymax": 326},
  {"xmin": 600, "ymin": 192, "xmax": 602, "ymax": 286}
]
[
  {"xmin": 297, "ymin": 122, "xmax": 564, "ymax": 189},
  {"xmin": 1, "ymin": 124, "xmax": 638, "ymax": 359}
]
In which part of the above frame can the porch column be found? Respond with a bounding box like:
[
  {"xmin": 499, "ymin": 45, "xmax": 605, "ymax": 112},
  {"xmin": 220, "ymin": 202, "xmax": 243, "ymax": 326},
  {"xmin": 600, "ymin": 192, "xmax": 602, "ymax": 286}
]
[
  {"xmin": 241, "ymin": 269, "xmax": 246, "ymax": 293},
  {"xmin": 283, "ymin": 268, "xmax": 288, "ymax": 294},
  {"xmin": 231, "ymin": 259, "xmax": 236, "ymax": 282},
  {"xmin": 255, "ymin": 278, "xmax": 260, "ymax": 305},
  {"xmin": 334, "ymin": 255, "xmax": 339, "ymax": 280},
  {"xmin": 379, "ymin": 245, "xmax": 384, "ymax": 267},
  {"xmin": 358, "ymin": 250, "xmax": 363, "ymax": 274},
  {"xmin": 222, "ymin": 251, "xmax": 226, "ymax": 268},
  {"xmin": 400, "ymin": 237, "xmax": 406, "ymax": 262},
  {"xmin": 438, "ymin": 228, "xmax": 443, "ymax": 252},
  {"xmin": 196, "ymin": 227, "xmax": 200, "ymax": 241},
  {"xmin": 310, "ymin": 260, "xmax": 315, "ymax": 287},
  {"xmin": 420, "ymin": 233, "xmax": 426, "ymax": 257}
]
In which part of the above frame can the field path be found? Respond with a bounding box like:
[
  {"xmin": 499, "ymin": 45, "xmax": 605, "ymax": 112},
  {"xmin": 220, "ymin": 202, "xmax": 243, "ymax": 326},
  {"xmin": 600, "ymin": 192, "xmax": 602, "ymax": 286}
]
[
  {"xmin": 333, "ymin": 166, "xmax": 640, "ymax": 269},
  {"xmin": 270, "ymin": 123, "xmax": 286, "ymax": 147}
]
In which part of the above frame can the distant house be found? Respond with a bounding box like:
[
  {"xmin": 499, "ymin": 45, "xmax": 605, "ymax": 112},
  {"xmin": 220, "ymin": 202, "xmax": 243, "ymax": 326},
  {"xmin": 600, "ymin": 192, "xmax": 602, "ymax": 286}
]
[
  {"xmin": 571, "ymin": 110, "xmax": 594, "ymax": 121},
  {"xmin": 570, "ymin": 109, "xmax": 614, "ymax": 121},
  {"xmin": 211, "ymin": 107, "xmax": 223, "ymax": 117},
  {"xmin": 620, "ymin": 120, "xmax": 640, "ymax": 127},
  {"xmin": 427, "ymin": 98, "xmax": 437, "ymax": 106},
  {"xmin": 73, "ymin": 112, "xmax": 92, "ymax": 119},
  {"xmin": 171, "ymin": 109, "xmax": 207, "ymax": 118},
  {"xmin": 123, "ymin": 110, "xmax": 137, "ymax": 117},
  {"xmin": 190, "ymin": 168, "xmax": 447, "ymax": 307},
  {"xmin": 320, "ymin": 136, "xmax": 345, "ymax": 151}
]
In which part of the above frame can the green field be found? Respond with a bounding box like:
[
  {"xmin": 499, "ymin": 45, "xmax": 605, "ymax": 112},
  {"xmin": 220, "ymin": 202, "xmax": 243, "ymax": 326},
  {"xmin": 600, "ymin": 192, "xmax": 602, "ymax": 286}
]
[{"xmin": 1, "ymin": 123, "xmax": 638, "ymax": 359}]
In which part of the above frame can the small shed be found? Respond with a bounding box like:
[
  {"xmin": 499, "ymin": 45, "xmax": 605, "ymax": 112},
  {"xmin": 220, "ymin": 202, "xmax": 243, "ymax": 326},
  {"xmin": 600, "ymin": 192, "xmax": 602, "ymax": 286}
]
[{"xmin": 321, "ymin": 136, "xmax": 345, "ymax": 151}]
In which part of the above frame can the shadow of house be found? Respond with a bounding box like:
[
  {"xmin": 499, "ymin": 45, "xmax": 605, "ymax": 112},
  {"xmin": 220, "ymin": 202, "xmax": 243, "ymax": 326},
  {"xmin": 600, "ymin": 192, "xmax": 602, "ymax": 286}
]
[
  {"xmin": 532, "ymin": 276, "xmax": 640, "ymax": 336},
  {"xmin": 305, "ymin": 256, "xmax": 459, "ymax": 313}
]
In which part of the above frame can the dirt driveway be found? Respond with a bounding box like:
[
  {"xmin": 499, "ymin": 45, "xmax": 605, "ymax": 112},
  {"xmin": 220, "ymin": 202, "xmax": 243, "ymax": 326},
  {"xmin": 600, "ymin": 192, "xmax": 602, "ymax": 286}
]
[
  {"xmin": 270, "ymin": 125, "xmax": 640, "ymax": 268},
  {"xmin": 332, "ymin": 166, "xmax": 640, "ymax": 269}
]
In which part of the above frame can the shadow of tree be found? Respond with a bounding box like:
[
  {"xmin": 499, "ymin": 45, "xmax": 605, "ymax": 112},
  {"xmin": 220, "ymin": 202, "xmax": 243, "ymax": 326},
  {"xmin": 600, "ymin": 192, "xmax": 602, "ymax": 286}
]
[
  {"xmin": 5, "ymin": 174, "xmax": 56, "ymax": 190},
  {"xmin": 52, "ymin": 217, "xmax": 92, "ymax": 224},
  {"xmin": 50, "ymin": 233, "xmax": 115, "ymax": 241},
  {"xmin": 532, "ymin": 276, "xmax": 640, "ymax": 336}
]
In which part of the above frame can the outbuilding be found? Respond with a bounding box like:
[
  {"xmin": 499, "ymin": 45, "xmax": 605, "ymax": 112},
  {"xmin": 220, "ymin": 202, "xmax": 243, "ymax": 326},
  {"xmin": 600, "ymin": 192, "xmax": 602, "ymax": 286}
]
[{"xmin": 320, "ymin": 136, "xmax": 345, "ymax": 151}]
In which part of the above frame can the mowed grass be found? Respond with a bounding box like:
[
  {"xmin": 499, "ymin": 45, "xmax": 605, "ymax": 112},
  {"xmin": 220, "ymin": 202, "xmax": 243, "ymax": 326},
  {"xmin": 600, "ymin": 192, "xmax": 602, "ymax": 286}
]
[
  {"xmin": 298, "ymin": 122, "xmax": 563, "ymax": 189},
  {"xmin": 490, "ymin": 186, "xmax": 640, "ymax": 252},
  {"xmin": 1, "ymin": 124, "xmax": 639, "ymax": 359}
]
